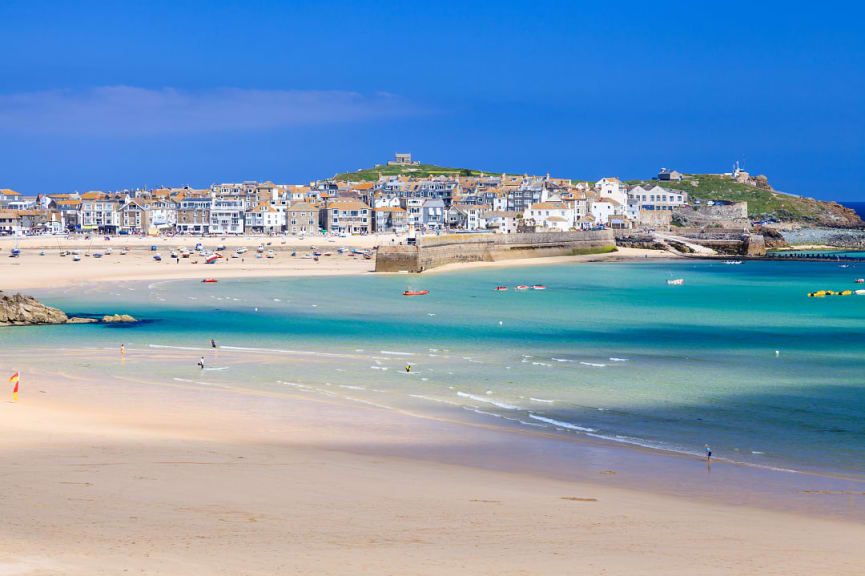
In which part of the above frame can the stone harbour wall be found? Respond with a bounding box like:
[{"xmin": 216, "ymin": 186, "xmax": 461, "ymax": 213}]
[{"xmin": 375, "ymin": 230, "xmax": 616, "ymax": 273}]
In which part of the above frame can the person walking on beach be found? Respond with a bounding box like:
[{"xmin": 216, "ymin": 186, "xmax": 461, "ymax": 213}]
[
  {"xmin": 120, "ymin": 344, "xmax": 125, "ymax": 358},
  {"xmin": 198, "ymin": 356, "xmax": 205, "ymax": 369}
]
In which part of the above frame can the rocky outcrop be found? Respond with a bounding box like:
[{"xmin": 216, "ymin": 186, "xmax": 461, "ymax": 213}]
[
  {"xmin": 0, "ymin": 293, "xmax": 68, "ymax": 326},
  {"xmin": 102, "ymin": 314, "xmax": 137, "ymax": 323},
  {"xmin": 0, "ymin": 293, "xmax": 137, "ymax": 326},
  {"xmin": 67, "ymin": 317, "xmax": 99, "ymax": 324}
]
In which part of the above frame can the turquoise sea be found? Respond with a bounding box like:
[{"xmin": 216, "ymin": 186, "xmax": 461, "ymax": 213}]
[{"xmin": 3, "ymin": 260, "xmax": 865, "ymax": 481}]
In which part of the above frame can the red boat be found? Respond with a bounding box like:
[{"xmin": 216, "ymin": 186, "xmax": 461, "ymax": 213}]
[
  {"xmin": 202, "ymin": 278, "xmax": 218, "ymax": 283},
  {"xmin": 402, "ymin": 289, "xmax": 429, "ymax": 296},
  {"xmin": 494, "ymin": 286, "xmax": 508, "ymax": 291},
  {"xmin": 531, "ymin": 285, "xmax": 547, "ymax": 290},
  {"xmin": 856, "ymin": 279, "xmax": 864, "ymax": 284},
  {"xmin": 515, "ymin": 285, "xmax": 529, "ymax": 290}
]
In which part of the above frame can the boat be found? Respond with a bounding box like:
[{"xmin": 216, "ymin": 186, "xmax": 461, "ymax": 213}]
[
  {"xmin": 9, "ymin": 248, "xmax": 20, "ymax": 258},
  {"xmin": 313, "ymin": 251, "xmax": 322, "ymax": 257},
  {"xmin": 266, "ymin": 250, "xmax": 275, "ymax": 258},
  {"xmin": 153, "ymin": 254, "xmax": 162, "ymax": 262},
  {"xmin": 72, "ymin": 256, "xmax": 81, "ymax": 262},
  {"xmin": 667, "ymin": 278, "xmax": 685, "ymax": 285},
  {"xmin": 202, "ymin": 278, "xmax": 218, "ymax": 283},
  {"xmin": 323, "ymin": 251, "xmax": 333, "ymax": 256},
  {"xmin": 531, "ymin": 285, "xmax": 547, "ymax": 290},
  {"xmin": 120, "ymin": 248, "xmax": 129, "ymax": 256},
  {"xmin": 150, "ymin": 245, "xmax": 158, "ymax": 251},
  {"xmin": 839, "ymin": 264, "xmax": 850, "ymax": 268},
  {"xmin": 39, "ymin": 251, "xmax": 45, "ymax": 256},
  {"xmin": 291, "ymin": 251, "xmax": 297, "ymax": 257},
  {"xmin": 855, "ymin": 290, "xmax": 865, "ymax": 295},
  {"xmin": 216, "ymin": 245, "xmax": 226, "ymax": 251},
  {"xmin": 403, "ymin": 289, "xmax": 429, "ymax": 296},
  {"xmin": 303, "ymin": 254, "xmax": 312, "ymax": 259},
  {"xmin": 515, "ymin": 285, "xmax": 529, "ymax": 290},
  {"xmin": 236, "ymin": 247, "xmax": 248, "ymax": 255},
  {"xmin": 105, "ymin": 247, "xmax": 112, "ymax": 255},
  {"xmin": 170, "ymin": 251, "xmax": 178, "ymax": 259},
  {"xmin": 205, "ymin": 254, "xmax": 219, "ymax": 264},
  {"xmin": 92, "ymin": 253, "xmax": 102, "ymax": 259},
  {"xmin": 494, "ymin": 286, "xmax": 508, "ymax": 291},
  {"xmin": 855, "ymin": 279, "xmax": 864, "ymax": 284},
  {"xmin": 723, "ymin": 260, "xmax": 742, "ymax": 265}
]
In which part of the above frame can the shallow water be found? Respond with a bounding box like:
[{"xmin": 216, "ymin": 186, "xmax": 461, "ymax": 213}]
[{"xmin": 4, "ymin": 259, "xmax": 865, "ymax": 481}]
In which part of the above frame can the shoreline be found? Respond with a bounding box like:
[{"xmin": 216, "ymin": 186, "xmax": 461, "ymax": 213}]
[
  {"xmin": 0, "ymin": 235, "xmax": 678, "ymax": 291},
  {"xmin": 1, "ymin": 363, "xmax": 864, "ymax": 574}
]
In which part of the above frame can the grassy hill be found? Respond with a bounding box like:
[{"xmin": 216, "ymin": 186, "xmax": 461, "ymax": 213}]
[
  {"xmin": 625, "ymin": 174, "xmax": 860, "ymax": 225},
  {"xmin": 332, "ymin": 163, "xmax": 505, "ymax": 181}
]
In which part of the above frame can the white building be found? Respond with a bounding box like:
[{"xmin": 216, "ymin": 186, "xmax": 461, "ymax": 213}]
[
  {"xmin": 210, "ymin": 198, "xmax": 246, "ymax": 235},
  {"xmin": 525, "ymin": 201, "xmax": 575, "ymax": 231},
  {"xmin": 595, "ymin": 177, "xmax": 628, "ymax": 206},
  {"xmin": 246, "ymin": 202, "xmax": 284, "ymax": 234}
]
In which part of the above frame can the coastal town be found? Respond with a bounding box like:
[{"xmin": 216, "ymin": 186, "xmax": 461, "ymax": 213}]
[{"xmin": 0, "ymin": 154, "xmax": 700, "ymax": 237}]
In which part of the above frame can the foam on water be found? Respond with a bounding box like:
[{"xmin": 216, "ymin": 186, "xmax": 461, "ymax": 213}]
[{"xmin": 528, "ymin": 414, "xmax": 596, "ymax": 432}]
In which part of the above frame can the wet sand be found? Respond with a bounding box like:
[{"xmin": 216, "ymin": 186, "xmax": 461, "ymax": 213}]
[{"xmin": 0, "ymin": 360, "xmax": 863, "ymax": 575}]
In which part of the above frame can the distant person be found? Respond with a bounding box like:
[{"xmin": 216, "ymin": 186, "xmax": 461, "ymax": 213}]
[
  {"xmin": 405, "ymin": 364, "xmax": 411, "ymax": 373},
  {"xmin": 198, "ymin": 356, "xmax": 205, "ymax": 369},
  {"xmin": 705, "ymin": 444, "xmax": 712, "ymax": 463},
  {"xmin": 120, "ymin": 344, "xmax": 125, "ymax": 357},
  {"xmin": 211, "ymin": 339, "xmax": 217, "ymax": 349}
]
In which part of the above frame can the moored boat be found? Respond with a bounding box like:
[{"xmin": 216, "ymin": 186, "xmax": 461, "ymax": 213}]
[
  {"xmin": 515, "ymin": 285, "xmax": 529, "ymax": 290},
  {"xmin": 855, "ymin": 279, "xmax": 864, "ymax": 284},
  {"xmin": 403, "ymin": 289, "xmax": 429, "ymax": 296},
  {"xmin": 494, "ymin": 286, "xmax": 508, "ymax": 291},
  {"xmin": 531, "ymin": 285, "xmax": 547, "ymax": 290},
  {"xmin": 667, "ymin": 278, "xmax": 684, "ymax": 285},
  {"xmin": 202, "ymin": 278, "xmax": 218, "ymax": 283}
]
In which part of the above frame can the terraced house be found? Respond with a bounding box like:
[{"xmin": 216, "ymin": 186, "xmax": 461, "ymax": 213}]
[{"xmin": 321, "ymin": 199, "xmax": 371, "ymax": 234}]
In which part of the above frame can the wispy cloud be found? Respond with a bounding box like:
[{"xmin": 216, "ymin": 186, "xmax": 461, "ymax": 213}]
[{"xmin": 0, "ymin": 86, "xmax": 420, "ymax": 136}]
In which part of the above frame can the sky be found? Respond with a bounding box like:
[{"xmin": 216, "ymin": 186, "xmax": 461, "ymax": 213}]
[{"xmin": 0, "ymin": 0, "xmax": 863, "ymax": 200}]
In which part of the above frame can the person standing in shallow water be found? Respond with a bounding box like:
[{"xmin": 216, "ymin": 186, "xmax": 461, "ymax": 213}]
[
  {"xmin": 705, "ymin": 444, "xmax": 712, "ymax": 464},
  {"xmin": 120, "ymin": 344, "xmax": 125, "ymax": 357}
]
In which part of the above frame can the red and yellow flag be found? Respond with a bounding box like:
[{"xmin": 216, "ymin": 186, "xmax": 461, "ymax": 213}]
[{"xmin": 9, "ymin": 372, "xmax": 19, "ymax": 402}]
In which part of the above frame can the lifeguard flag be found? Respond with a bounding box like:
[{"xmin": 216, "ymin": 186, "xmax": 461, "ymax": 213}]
[{"xmin": 9, "ymin": 372, "xmax": 19, "ymax": 402}]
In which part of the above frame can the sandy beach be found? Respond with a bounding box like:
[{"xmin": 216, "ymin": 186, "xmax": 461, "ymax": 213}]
[
  {"xmin": 2, "ymin": 365, "xmax": 864, "ymax": 575},
  {"xmin": 0, "ymin": 235, "xmax": 673, "ymax": 291}
]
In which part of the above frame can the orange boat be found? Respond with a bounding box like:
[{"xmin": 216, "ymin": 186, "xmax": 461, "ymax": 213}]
[
  {"xmin": 403, "ymin": 289, "xmax": 429, "ymax": 296},
  {"xmin": 202, "ymin": 278, "xmax": 218, "ymax": 283}
]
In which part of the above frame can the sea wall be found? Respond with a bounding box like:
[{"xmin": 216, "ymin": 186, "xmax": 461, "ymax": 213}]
[
  {"xmin": 673, "ymin": 202, "xmax": 749, "ymax": 228},
  {"xmin": 375, "ymin": 230, "xmax": 615, "ymax": 273}
]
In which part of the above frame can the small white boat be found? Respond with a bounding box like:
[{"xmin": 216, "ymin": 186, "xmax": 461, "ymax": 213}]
[
  {"xmin": 105, "ymin": 247, "xmax": 112, "ymax": 255},
  {"xmin": 855, "ymin": 290, "xmax": 865, "ymax": 295},
  {"xmin": 266, "ymin": 250, "xmax": 275, "ymax": 258},
  {"xmin": 667, "ymin": 278, "xmax": 685, "ymax": 285},
  {"xmin": 723, "ymin": 260, "xmax": 742, "ymax": 265}
]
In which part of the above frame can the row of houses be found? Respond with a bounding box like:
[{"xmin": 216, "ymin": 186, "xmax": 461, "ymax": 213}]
[{"xmin": 0, "ymin": 170, "xmax": 687, "ymax": 236}]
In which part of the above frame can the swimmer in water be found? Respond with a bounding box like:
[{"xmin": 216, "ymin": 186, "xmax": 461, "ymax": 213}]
[
  {"xmin": 211, "ymin": 339, "xmax": 217, "ymax": 348},
  {"xmin": 705, "ymin": 444, "xmax": 712, "ymax": 463}
]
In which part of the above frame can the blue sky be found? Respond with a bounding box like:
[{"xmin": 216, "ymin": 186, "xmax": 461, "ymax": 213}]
[{"xmin": 1, "ymin": 0, "xmax": 863, "ymax": 200}]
